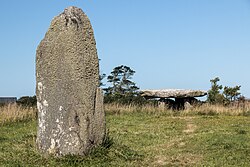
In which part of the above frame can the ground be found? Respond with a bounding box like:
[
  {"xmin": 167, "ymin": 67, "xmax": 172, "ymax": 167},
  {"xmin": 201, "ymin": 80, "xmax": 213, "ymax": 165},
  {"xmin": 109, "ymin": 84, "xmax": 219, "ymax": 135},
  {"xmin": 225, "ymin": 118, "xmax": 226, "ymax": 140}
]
[{"xmin": 0, "ymin": 112, "xmax": 249, "ymax": 166}]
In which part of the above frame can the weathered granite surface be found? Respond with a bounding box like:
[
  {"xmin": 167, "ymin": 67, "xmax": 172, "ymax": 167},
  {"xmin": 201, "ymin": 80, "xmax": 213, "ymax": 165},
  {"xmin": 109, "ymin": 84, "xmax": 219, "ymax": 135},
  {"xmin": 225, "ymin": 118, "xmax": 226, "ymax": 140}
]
[
  {"xmin": 36, "ymin": 6, "xmax": 105, "ymax": 156},
  {"xmin": 141, "ymin": 89, "xmax": 207, "ymax": 98}
]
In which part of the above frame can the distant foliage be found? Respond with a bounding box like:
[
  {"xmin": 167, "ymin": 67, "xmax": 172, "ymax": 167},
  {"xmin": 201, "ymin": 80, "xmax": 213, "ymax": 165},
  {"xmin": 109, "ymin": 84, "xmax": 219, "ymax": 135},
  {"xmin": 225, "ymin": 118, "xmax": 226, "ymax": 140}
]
[
  {"xmin": 99, "ymin": 73, "xmax": 106, "ymax": 87},
  {"xmin": 207, "ymin": 77, "xmax": 242, "ymax": 105},
  {"xmin": 104, "ymin": 65, "xmax": 139, "ymax": 95},
  {"xmin": 104, "ymin": 92, "xmax": 148, "ymax": 105},
  {"xmin": 223, "ymin": 86, "xmax": 241, "ymax": 102},
  {"xmin": 207, "ymin": 77, "xmax": 224, "ymax": 104},
  {"xmin": 103, "ymin": 65, "xmax": 146, "ymax": 105},
  {"xmin": 17, "ymin": 96, "xmax": 37, "ymax": 107}
]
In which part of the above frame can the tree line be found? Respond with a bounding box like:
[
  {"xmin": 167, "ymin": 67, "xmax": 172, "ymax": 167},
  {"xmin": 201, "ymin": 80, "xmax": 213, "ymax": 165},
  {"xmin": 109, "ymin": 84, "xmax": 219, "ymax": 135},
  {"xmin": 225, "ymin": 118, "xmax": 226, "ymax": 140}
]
[
  {"xmin": 207, "ymin": 77, "xmax": 243, "ymax": 105},
  {"xmin": 101, "ymin": 67, "xmax": 245, "ymax": 105},
  {"xmin": 12, "ymin": 65, "xmax": 244, "ymax": 107}
]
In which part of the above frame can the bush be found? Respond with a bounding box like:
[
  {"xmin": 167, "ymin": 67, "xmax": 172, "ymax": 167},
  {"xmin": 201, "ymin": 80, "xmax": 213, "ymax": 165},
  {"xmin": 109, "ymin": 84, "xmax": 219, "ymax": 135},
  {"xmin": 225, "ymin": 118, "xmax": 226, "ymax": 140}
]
[
  {"xmin": 104, "ymin": 93, "xmax": 150, "ymax": 106},
  {"xmin": 17, "ymin": 96, "xmax": 37, "ymax": 107}
]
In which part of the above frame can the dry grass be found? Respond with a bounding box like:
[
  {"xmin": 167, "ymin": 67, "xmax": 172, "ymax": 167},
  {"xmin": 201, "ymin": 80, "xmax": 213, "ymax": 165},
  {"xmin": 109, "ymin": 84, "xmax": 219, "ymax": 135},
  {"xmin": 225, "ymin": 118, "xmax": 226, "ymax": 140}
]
[
  {"xmin": 183, "ymin": 102, "xmax": 250, "ymax": 116},
  {"xmin": 1, "ymin": 101, "xmax": 248, "ymax": 125},
  {"xmin": 105, "ymin": 103, "xmax": 171, "ymax": 115},
  {"xmin": 0, "ymin": 104, "xmax": 37, "ymax": 125},
  {"xmin": 105, "ymin": 102, "xmax": 250, "ymax": 116}
]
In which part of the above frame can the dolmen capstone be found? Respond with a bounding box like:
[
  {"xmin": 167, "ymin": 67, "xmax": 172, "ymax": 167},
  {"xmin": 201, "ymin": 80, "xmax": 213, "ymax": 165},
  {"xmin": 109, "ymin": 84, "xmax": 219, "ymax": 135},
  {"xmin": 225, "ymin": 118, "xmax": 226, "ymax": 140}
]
[
  {"xmin": 36, "ymin": 6, "xmax": 105, "ymax": 156},
  {"xmin": 141, "ymin": 89, "xmax": 207, "ymax": 99}
]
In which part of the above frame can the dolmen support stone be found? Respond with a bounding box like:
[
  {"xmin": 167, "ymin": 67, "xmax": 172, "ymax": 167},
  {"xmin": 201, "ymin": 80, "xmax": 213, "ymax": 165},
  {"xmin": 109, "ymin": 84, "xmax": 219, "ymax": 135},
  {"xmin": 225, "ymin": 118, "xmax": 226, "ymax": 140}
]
[{"xmin": 36, "ymin": 6, "xmax": 106, "ymax": 156}]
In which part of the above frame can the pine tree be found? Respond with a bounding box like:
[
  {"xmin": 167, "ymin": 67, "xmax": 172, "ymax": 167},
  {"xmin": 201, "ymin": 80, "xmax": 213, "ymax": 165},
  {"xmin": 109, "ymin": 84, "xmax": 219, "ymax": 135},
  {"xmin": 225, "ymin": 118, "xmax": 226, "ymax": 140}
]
[
  {"xmin": 223, "ymin": 85, "xmax": 241, "ymax": 102},
  {"xmin": 207, "ymin": 77, "xmax": 224, "ymax": 104},
  {"xmin": 105, "ymin": 65, "xmax": 139, "ymax": 95}
]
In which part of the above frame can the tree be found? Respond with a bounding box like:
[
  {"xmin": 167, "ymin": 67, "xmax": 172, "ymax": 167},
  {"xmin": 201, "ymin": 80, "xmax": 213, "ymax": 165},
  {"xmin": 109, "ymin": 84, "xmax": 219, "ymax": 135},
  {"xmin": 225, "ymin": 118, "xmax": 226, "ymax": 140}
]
[
  {"xmin": 103, "ymin": 65, "xmax": 143, "ymax": 104},
  {"xmin": 105, "ymin": 65, "xmax": 139, "ymax": 95},
  {"xmin": 223, "ymin": 85, "xmax": 241, "ymax": 102},
  {"xmin": 207, "ymin": 77, "xmax": 242, "ymax": 105},
  {"xmin": 207, "ymin": 77, "xmax": 224, "ymax": 104},
  {"xmin": 99, "ymin": 73, "xmax": 106, "ymax": 87}
]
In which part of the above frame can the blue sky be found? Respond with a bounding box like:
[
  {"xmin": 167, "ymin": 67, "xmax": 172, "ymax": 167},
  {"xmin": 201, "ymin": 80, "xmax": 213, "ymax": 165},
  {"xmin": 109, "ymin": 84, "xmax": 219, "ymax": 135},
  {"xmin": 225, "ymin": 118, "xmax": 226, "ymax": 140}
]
[{"xmin": 1, "ymin": 0, "xmax": 250, "ymax": 98}]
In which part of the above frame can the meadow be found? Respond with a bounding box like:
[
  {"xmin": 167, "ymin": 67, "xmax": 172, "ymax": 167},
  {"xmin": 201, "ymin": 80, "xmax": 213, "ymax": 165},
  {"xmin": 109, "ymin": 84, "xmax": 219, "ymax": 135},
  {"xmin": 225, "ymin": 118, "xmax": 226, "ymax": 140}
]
[{"xmin": 0, "ymin": 104, "xmax": 249, "ymax": 166}]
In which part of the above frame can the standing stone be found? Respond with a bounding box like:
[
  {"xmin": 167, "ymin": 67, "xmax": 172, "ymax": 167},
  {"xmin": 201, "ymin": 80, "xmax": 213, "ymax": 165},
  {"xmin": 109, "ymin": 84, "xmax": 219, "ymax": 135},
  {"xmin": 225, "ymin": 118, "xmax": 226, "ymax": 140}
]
[{"xmin": 36, "ymin": 6, "xmax": 106, "ymax": 156}]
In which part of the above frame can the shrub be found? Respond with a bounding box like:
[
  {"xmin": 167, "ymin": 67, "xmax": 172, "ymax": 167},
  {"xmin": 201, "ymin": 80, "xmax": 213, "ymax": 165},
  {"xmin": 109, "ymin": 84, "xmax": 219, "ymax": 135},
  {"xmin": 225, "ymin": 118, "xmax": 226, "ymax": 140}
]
[
  {"xmin": 17, "ymin": 96, "xmax": 37, "ymax": 107},
  {"xmin": 104, "ymin": 92, "xmax": 153, "ymax": 106}
]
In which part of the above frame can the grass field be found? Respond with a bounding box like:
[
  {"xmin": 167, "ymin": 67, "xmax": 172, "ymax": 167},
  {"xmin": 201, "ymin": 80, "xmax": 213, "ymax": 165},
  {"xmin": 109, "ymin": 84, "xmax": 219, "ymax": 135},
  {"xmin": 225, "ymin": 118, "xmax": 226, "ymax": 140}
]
[{"xmin": 0, "ymin": 105, "xmax": 250, "ymax": 166}]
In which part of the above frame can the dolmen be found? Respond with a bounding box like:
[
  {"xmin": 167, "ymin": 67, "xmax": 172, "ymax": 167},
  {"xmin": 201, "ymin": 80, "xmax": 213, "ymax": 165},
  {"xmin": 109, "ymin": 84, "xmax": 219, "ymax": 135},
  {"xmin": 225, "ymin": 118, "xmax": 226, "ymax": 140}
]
[{"xmin": 141, "ymin": 89, "xmax": 207, "ymax": 110}]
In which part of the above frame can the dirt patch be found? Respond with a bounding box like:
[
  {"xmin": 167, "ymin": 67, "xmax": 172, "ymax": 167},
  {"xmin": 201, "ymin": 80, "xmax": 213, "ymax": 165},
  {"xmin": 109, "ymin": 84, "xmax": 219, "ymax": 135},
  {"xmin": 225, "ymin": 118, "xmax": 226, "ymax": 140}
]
[
  {"xmin": 183, "ymin": 123, "xmax": 197, "ymax": 133},
  {"xmin": 154, "ymin": 156, "xmax": 167, "ymax": 166},
  {"xmin": 167, "ymin": 153, "xmax": 203, "ymax": 166},
  {"xmin": 183, "ymin": 117, "xmax": 197, "ymax": 134},
  {"xmin": 153, "ymin": 117, "xmax": 200, "ymax": 166},
  {"xmin": 153, "ymin": 153, "xmax": 202, "ymax": 166}
]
